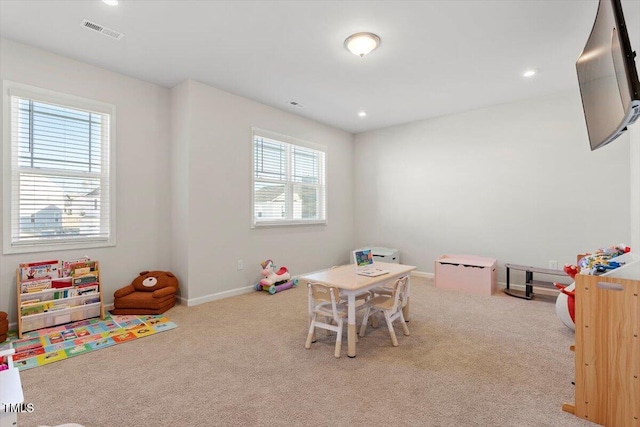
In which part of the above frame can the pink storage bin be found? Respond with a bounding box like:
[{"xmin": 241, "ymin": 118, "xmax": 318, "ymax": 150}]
[{"xmin": 435, "ymin": 254, "xmax": 497, "ymax": 295}]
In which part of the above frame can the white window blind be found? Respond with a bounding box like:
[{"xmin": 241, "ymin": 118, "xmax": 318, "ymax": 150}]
[
  {"xmin": 252, "ymin": 129, "xmax": 326, "ymax": 227},
  {"xmin": 4, "ymin": 83, "xmax": 115, "ymax": 252}
]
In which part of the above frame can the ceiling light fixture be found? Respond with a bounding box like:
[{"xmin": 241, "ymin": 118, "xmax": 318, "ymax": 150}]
[
  {"xmin": 522, "ymin": 69, "xmax": 537, "ymax": 78},
  {"xmin": 358, "ymin": 111, "xmax": 367, "ymax": 117},
  {"xmin": 102, "ymin": 0, "xmax": 119, "ymax": 6},
  {"xmin": 344, "ymin": 32, "xmax": 380, "ymax": 57}
]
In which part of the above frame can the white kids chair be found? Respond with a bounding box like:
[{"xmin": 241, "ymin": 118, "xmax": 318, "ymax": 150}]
[
  {"xmin": 0, "ymin": 348, "xmax": 25, "ymax": 427},
  {"xmin": 305, "ymin": 282, "xmax": 348, "ymax": 358},
  {"xmin": 359, "ymin": 275, "xmax": 410, "ymax": 346}
]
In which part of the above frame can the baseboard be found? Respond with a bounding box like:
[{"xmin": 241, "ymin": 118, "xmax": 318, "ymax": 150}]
[
  {"xmin": 411, "ymin": 271, "xmax": 433, "ymax": 279},
  {"xmin": 180, "ymin": 285, "xmax": 256, "ymax": 307},
  {"xmin": 181, "ymin": 270, "xmax": 434, "ymax": 306}
]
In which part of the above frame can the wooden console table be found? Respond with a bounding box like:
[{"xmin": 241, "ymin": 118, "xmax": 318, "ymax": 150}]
[{"xmin": 504, "ymin": 263, "xmax": 568, "ymax": 300}]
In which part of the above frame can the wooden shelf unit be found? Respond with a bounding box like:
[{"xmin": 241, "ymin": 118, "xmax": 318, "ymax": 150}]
[
  {"xmin": 16, "ymin": 261, "xmax": 105, "ymax": 338},
  {"xmin": 563, "ymin": 273, "xmax": 639, "ymax": 426}
]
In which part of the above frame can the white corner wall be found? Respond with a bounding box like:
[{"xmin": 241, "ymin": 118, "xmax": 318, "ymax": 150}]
[
  {"xmin": 0, "ymin": 38, "xmax": 172, "ymax": 319},
  {"xmin": 171, "ymin": 80, "xmax": 354, "ymax": 305},
  {"xmin": 353, "ymin": 89, "xmax": 631, "ymax": 280},
  {"xmin": 631, "ymin": 123, "xmax": 640, "ymax": 251},
  {"xmin": 169, "ymin": 81, "xmax": 191, "ymax": 299}
]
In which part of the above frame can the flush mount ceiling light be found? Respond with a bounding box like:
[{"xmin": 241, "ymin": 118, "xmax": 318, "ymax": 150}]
[
  {"xmin": 522, "ymin": 69, "xmax": 538, "ymax": 78},
  {"xmin": 344, "ymin": 32, "xmax": 380, "ymax": 57},
  {"xmin": 102, "ymin": 0, "xmax": 119, "ymax": 6},
  {"xmin": 358, "ymin": 111, "xmax": 367, "ymax": 117}
]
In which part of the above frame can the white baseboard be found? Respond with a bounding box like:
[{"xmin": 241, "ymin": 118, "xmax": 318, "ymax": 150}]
[
  {"xmin": 181, "ymin": 270, "xmax": 435, "ymax": 306},
  {"xmin": 411, "ymin": 271, "xmax": 433, "ymax": 279},
  {"xmin": 179, "ymin": 285, "xmax": 256, "ymax": 307}
]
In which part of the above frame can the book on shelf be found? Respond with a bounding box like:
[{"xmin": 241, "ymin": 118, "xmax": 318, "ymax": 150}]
[
  {"xmin": 48, "ymin": 302, "xmax": 70, "ymax": 311},
  {"xmin": 21, "ymin": 302, "xmax": 53, "ymax": 316},
  {"xmin": 83, "ymin": 297, "xmax": 101, "ymax": 305},
  {"xmin": 73, "ymin": 274, "xmax": 98, "ymax": 286},
  {"xmin": 20, "ymin": 277, "xmax": 52, "ymax": 293},
  {"xmin": 76, "ymin": 284, "xmax": 99, "ymax": 295},
  {"xmin": 51, "ymin": 277, "xmax": 73, "ymax": 289},
  {"xmin": 69, "ymin": 260, "xmax": 98, "ymax": 277},
  {"xmin": 61, "ymin": 256, "xmax": 91, "ymax": 277},
  {"xmin": 19, "ymin": 260, "xmax": 60, "ymax": 281}
]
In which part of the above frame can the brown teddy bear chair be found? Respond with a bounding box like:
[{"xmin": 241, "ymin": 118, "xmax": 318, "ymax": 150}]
[
  {"xmin": 111, "ymin": 271, "xmax": 179, "ymax": 315},
  {"xmin": 0, "ymin": 311, "xmax": 8, "ymax": 343}
]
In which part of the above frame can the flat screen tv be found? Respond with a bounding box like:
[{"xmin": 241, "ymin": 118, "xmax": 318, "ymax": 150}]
[{"xmin": 576, "ymin": 0, "xmax": 640, "ymax": 151}]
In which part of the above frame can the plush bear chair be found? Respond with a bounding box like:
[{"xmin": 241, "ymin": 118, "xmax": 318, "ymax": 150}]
[
  {"xmin": 111, "ymin": 271, "xmax": 179, "ymax": 315},
  {"xmin": 0, "ymin": 311, "xmax": 8, "ymax": 343}
]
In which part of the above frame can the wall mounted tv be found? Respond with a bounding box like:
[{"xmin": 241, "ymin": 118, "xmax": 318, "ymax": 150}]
[{"xmin": 576, "ymin": 0, "xmax": 640, "ymax": 151}]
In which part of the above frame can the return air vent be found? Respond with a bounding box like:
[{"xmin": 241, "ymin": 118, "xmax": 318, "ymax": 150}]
[{"xmin": 81, "ymin": 19, "xmax": 124, "ymax": 40}]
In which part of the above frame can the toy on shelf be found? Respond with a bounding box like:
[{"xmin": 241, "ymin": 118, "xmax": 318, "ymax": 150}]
[
  {"xmin": 254, "ymin": 259, "xmax": 298, "ymax": 295},
  {"xmin": 576, "ymin": 243, "xmax": 630, "ymax": 275},
  {"xmin": 554, "ymin": 243, "xmax": 631, "ymax": 331}
]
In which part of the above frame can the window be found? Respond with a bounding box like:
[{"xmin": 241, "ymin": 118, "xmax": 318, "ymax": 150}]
[
  {"xmin": 252, "ymin": 128, "xmax": 326, "ymax": 227},
  {"xmin": 3, "ymin": 82, "xmax": 116, "ymax": 253}
]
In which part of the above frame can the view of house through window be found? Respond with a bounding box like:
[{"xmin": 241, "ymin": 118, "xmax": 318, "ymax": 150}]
[
  {"xmin": 252, "ymin": 129, "xmax": 326, "ymax": 226},
  {"xmin": 4, "ymin": 84, "xmax": 115, "ymax": 252}
]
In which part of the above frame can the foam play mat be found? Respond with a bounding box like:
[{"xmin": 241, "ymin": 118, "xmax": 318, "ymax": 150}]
[{"xmin": 1, "ymin": 314, "xmax": 177, "ymax": 371}]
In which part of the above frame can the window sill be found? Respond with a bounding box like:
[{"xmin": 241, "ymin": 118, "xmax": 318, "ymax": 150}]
[
  {"xmin": 252, "ymin": 220, "xmax": 327, "ymax": 228},
  {"xmin": 3, "ymin": 238, "xmax": 116, "ymax": 255}
]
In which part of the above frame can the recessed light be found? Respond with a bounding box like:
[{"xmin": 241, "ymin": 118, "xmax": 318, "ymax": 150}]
[
  {"xmin": 522, "ymin": 69, "xmax": 537, "ymax": 78},
  {"xmin": 103, "ymin": 0, "xmax": 119, "ymax": 6},
  {"xmin": 358, "ymin": 111, "xmax": 367, "ymax": 117}
]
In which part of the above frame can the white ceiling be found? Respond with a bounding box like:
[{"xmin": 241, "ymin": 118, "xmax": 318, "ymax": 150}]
[{"xmin": 1, "ymin": 0, "xmax": 639, "ymax": 134}]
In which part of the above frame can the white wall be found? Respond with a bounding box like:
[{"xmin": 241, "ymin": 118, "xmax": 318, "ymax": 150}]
[
  {"xmin": 630, "ymin": 123, "xmax": 640, "ymax": 251},
  {"xmin": 171, "ymin": 80, "xmax": 354, "ymax": 305},
  {"xmin": 0, "ymin": 39, "xmax": 172, "ymax": 319},
  {"xmin": 353, "ymin": 89, "xmax": 632, "ymax": 281},
  {"xmin": 169, "ymin": 81, "xmax": 191, "ymax": 299}
]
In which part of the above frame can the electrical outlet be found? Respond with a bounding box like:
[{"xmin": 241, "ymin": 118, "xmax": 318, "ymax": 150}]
[
  {"xmin": 549, "ymin": 260, "xmax": 558, "ymax": 270},
  {"xmin": 237, "ymin": 260, "xmax": 244, "ymax": 270}
]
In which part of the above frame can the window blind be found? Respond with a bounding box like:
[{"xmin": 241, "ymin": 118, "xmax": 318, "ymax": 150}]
[
  {"xmin": 8, "ymin": 94, "xmax": 112, "ymax": 247},
  {"xmin": 252, "ymin": 129, "xmax": 326, "ymax": 226}
]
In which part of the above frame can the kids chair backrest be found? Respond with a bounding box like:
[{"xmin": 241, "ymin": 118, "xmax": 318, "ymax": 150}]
[
  {"xmin": 359, "ymin": 275, "xmax": 410, "ymax": 347},
  {"xmin": 305, "ymin": 282, "xmax": 347, "ymax": 358},
  {"xmin": 0, "ymin": 348, "xmax": 25, "ymax": 427}
]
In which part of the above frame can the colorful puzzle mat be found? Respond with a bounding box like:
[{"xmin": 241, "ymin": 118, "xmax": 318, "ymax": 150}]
[{"xmin": 1, "ymin": 314, "xmax": 177, "ymax": 371}]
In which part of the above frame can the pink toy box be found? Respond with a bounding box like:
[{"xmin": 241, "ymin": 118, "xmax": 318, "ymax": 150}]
[{"xmin": 435, "ymin": 254, "xmax": 497, "ymax": 296}]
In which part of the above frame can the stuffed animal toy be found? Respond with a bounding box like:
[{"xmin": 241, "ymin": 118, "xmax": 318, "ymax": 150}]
[
  {"xmin": 111, "ymin": 271, "xmax": 179, "ymax": 315},
  {"xmin": 554, "ymin": 264, "xmax": 578, "ymax": 331}
]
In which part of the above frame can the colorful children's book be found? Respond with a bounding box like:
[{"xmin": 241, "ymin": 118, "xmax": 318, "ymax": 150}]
[
  {"xmin": 20, "ymin": 260, "xmax": 60, "ymax": 280},
  {"xmin": 61, "ymin": 257, "xmax": 90, "ymax": 277},
  {"xmin": 69, "ymin": 260, "xmax": 97, "ymax": 277},
  {"xmin": 20, "ymin": 278, "xmax": 52, "ymax": 293}
]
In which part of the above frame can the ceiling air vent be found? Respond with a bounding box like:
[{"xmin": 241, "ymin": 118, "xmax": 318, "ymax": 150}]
[{"xmin": 81, "ymin": 19, "xmax": 124, "ymax": 40}]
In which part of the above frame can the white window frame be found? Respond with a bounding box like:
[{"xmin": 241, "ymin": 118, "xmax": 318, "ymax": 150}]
[
  {"xmin": 251, "ymin": 127, "xmax": 327, "ymax": 228},
  {"xmin": 2, "ymin": 81, "xmax": 117, "ymax": 254}
]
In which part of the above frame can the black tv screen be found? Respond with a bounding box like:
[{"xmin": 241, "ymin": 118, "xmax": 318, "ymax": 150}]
[{"xmin": 576, "ymin": 0, "xmax": 640, "ymax": 151}]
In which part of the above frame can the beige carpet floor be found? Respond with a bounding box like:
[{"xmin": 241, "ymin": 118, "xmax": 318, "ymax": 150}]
[{"xmin": 16, "ymin": 277, "xmax": 594, "ymax": 427}]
